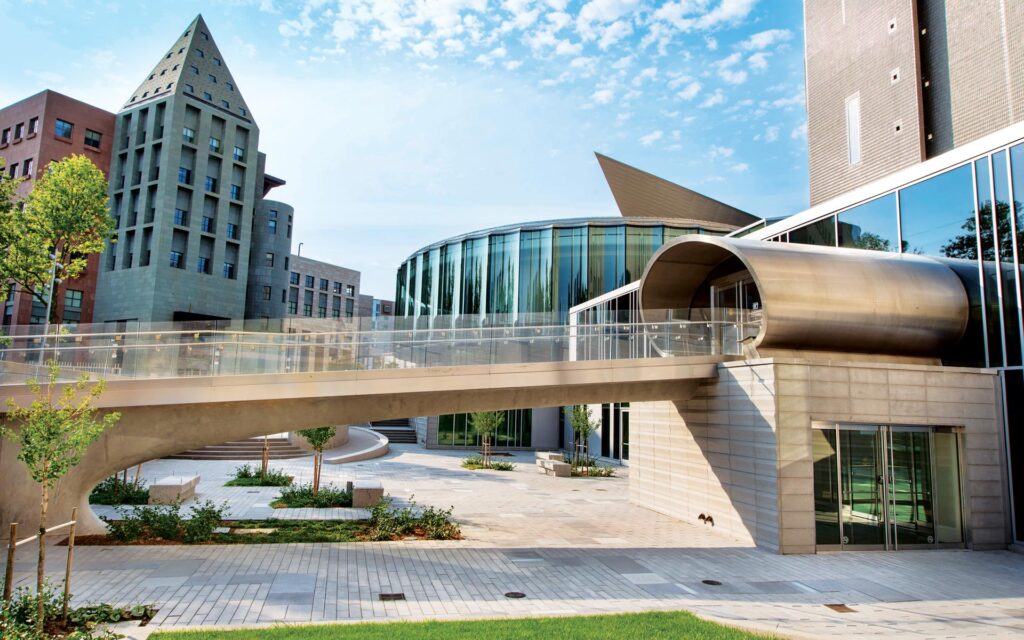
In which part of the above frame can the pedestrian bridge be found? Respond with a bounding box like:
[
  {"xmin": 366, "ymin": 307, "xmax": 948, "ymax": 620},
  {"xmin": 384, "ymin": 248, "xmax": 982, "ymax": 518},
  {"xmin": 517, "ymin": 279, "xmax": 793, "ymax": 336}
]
[{"xmin": 0, "ymin": 316, "xmax": 745, "ymax": 534}]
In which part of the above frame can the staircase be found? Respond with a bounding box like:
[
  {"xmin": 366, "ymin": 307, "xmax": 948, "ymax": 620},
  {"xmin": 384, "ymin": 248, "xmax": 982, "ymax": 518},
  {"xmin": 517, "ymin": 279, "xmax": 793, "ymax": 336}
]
[
  {"xmin": 370, "ymin": 419, "xmax": 418, "ymax": 444},
  {"xmin": 167, "ymin": 436, "xmax": 309, "ymax": 460}
]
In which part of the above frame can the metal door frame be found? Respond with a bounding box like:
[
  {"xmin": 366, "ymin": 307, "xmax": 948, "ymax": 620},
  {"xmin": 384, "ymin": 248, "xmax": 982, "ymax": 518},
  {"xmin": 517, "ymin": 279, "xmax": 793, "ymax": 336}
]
[{"xmin": 812, "ymin": 422, "xmax": 965, "ymax": 551}]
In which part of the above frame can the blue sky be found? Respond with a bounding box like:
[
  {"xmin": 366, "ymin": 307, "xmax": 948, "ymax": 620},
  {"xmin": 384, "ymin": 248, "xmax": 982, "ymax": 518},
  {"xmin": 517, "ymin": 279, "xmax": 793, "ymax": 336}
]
[{"xmin": 1, "ymin": 0, "xmax": 808, "ymax": 298}]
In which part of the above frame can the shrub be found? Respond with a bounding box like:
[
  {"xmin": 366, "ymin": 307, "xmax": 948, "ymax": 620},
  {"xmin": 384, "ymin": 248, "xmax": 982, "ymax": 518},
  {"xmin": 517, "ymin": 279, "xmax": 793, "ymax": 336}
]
[
  {"xmin": 89, "ymin": 475, "xmax": 149, "ymax": 505},
  {"xmin": 368, "ymin": 495, "xmax": 461, "ymax": 541},
  {"xmin": 100, "ymin": 501, "xmax": 226, "ymax": 544},
  {"xmin": 0, "ymin": 579, "xmax": 152, "ymax": 639},
  {"xmin": 272, "ymin": 482, "xmax": 351, "ymax": 508},
  {"xmin": 225, "ymin": 463, "xmax": 292, "ymax": 487},
  {"xmin": 461, "ymin": 456, "xmax": 515, "ymax": 471},
  {"xmin": 183, "ymin": 501, "xmax": 227, "ymax": 543},
  {"xmin": 571, "ymin": 463, "xmax": 616, "ymax": 477}
]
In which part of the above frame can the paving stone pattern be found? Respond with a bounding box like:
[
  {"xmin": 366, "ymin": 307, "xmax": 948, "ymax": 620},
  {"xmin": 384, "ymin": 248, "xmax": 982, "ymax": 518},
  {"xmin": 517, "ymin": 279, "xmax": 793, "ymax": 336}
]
[{"xmin": 5, "ymin": 446, "xmax": 1024, "ymax": 639}]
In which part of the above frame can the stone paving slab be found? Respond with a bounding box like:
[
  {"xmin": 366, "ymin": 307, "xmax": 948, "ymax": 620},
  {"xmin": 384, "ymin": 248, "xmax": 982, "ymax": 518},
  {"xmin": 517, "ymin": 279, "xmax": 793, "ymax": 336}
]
[{"xmin": 6, "ymin": 446, "xmax": 1023, "ymax": 639}]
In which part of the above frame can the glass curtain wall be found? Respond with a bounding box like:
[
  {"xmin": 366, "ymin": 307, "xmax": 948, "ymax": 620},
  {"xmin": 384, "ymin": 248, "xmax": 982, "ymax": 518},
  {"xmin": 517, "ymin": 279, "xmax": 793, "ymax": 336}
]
[
  {"xmin": 460, "ymin": 237, "xmax": 487, "ymax": 320},
  {"xmin": 487, "ymin": 232, "xmax": 519, "ymax": 321},
  {"xmin": 518, "ymin": 229, "xmax": 553, "ymax": 318},
  {"xmin": 436, "ymin": 409, "xmax": 533, "ymax": 448},
  {"xmin": 554, "ymin": 227, "xmax": 588, "ymax": 323}
]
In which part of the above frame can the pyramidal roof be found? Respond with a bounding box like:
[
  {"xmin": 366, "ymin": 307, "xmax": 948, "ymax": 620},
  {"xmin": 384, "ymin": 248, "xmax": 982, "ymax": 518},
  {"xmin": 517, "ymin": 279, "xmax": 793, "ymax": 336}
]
[{"xmin": 121, "ymin": 15, "xmax": 254, "ymax": 124}]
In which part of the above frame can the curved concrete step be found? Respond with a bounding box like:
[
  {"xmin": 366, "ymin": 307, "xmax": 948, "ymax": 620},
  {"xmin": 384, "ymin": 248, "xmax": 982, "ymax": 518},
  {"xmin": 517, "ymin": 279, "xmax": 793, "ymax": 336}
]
[{"xmin": 324, "ymin": 427, "xmax": 390, "ymax": 465}]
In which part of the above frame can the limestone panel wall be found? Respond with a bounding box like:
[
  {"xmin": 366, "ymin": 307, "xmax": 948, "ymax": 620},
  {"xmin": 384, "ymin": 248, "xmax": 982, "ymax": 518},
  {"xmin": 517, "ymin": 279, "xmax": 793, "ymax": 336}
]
[
  {"xmin": 629, "ymin": 359, "xmax": 1009, "ymax": 554},
  {"xmin": 773, "ymin": 361, "xmax": 1007, "ymax": 552},
  {"xmin": 630, "ymin": 362, "xmax": 779, "ymax": 550}
]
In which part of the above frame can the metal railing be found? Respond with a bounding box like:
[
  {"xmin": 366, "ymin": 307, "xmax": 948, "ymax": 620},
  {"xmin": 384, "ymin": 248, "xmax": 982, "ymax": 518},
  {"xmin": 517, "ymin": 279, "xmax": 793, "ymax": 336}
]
[{"xmin": 0, "ymin": 312, "xmax": 751, "ymax": 384}]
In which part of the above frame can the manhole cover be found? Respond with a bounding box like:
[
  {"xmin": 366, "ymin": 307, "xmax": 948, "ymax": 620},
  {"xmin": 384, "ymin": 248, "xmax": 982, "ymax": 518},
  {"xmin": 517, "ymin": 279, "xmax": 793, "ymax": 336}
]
[
  {"xmin": 825, "ymin": 603, "xmax": 855, "ymax": 613},
  {"xmin": 379, "ymin": 593, "xmax": 406, "ymax": 601},
  {"xmin": 702, "ymin": 580, "xmax": 722, "ymax": 586},
  {"xmin": 504, "ymin": 591, "xmax": 527, "ymax": 599}
]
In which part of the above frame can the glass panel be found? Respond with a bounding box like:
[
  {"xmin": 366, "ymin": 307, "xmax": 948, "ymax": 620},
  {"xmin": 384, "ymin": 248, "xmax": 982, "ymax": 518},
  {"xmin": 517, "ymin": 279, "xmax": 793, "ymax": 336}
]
[
  {"xmin": 487, "ymin": 232, "xmax": 518, "ymax": 321},
  {"xmin": 839, "ymin": 428, "xmax": 886, "ymax": 546},
  {"xmin": 899, "ymin": 163, "xmax": 975, "ymax": 257},
  {"xmin": 460, "ymin": 237, "xmax": 487, "ymax": 319},
  {"xmin": 812, "ymin": 428, "xmax": 841, "ymax": 545},
  {"xmin": 932, "ymin": 430, "xmax": 963, "ymax": 544},
  {"xmin": 418, "ymin": 251, "xmax": 432, "ymax": 318},
  {"xmin": 664, "ymin": 227, "xmax": 696, "ymax": 242},
  {"xmin": 994, "ymin": 150, "xmax": 1022, "ymax": 366},
  {"xmin": 889, "ymin": 430, "xmax": 935, "ymax": 546},
  {"xmin": 625, "ymin": 226, "xmax": 663, "ymax": 283},
  {"xmin": 837, "ymin": 193, "xmax": 899, "ymax": 252},
  {"xmin": 553, "ymin": 227, "xmax": 588, "ymax": 323},
  {"xmin": 395, "ymin": 263, "xmax": 407, "ymax": 317},
  {"xmin": 620, "ymin": 402, "xmax": 629, "ymax": 461},
  {"xmin": 977, "ymin": 157, "xmax": 1004, "ymax": 367},
  {"xmin": 1005, "ymin": 370, "xmax": 1024, "ymax": 542},
  {"xmin": 588, "ymin": 226, "xmax": 626, "ymax": 297},
  {"xmin": 518, "ymin": 229, "xmax": 553, "ymax": 317},
  {"xmin": 438, "ymin": 242, "xmax": 461, "ymax": 318},
  {"xmin": 789, "ymin": 216, "xmax": 836, "ymax": 247}
]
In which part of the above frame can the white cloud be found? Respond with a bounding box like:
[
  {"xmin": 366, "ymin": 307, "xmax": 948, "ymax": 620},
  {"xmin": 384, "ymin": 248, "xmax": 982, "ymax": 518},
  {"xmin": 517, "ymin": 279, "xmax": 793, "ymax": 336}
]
[
  {"xmin": 764, "ymin": 125, "xmax": 779, "ymax": 142},
  {"xmin": 708, "ymin": 145, "xmax": 734, "ymax": 159},
  {"xmin": 729, "ymin": 162, "xmax": 749, "ymax": 172},
  {"xmin": 598, "ymin": 19, "xmax": 634, "ymax": 50},
  {"xmin": 632, "ymin": 66, "xmax": 658, "ymax": 85},
  {"xmin": 769, "ymin": 93, "xmax": 804, "ymax": 109},
  {"xmin": 443, "ymin": 38, "xmax": 466, "ymax": 53},
  {"xmin": 740, "ymin": 28, "xmax": 793, "ymax": 51},
  {"xmin": 612, "ymin": 55, "xmax": 634, "ymax": 70},
  {"xmin": 676, "ymin": 80, "xmax": 702, "ymax": 100},
  {"xmin": 715, "ymin": 52, "xmax": 747, "ymax": 85},
  {"xmin": 554, "ymin": 40, "xmax": 583, "ymax": 55},
  {"xmin": 700, "ymin": 90, "xmax": 726, "ymax": 108},
  {"xmin": 791, "ymin": 121, "xmax": 808, "ymax": 140},
  {"xmin": 475, "ymin": 46, "xmax": 509, "ymax": 66},
  {"xmin": 504, "ymin": 59, "xmax": 523, "ymax": 70},
  {"xmin": 577, "ymin": 0, "xmax": 640, "ymax": 40},
  {"xmin": 747, "ymin": 51, "xmax": 770, "ymax": 71},
  {"xmin": 570, "ymin": 56, "xmax": 597, "ymax": 71},
  {"xmin": 411, "ymin": 40, "xmax": 438, "ymax": 58},
  {"xmin": 704, "ymin": 35, "xmax": 718, "ymax": 51},
  {"xmin": 591, "ymin": 88, "xmax": 615, "ymax": 104},
  {"xmin": 650, "ymin": 0, "xmax": 757, "ymax": 32},
  {"xmin": 639, "ymin": 129, "xmax": 664, "ymax": 146}
]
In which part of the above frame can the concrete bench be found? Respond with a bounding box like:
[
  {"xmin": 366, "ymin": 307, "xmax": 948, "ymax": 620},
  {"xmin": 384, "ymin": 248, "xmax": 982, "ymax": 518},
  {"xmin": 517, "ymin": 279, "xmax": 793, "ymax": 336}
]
[
  {"xmin": 536, "ymin": 459, "xmax": 571, "ymax": 477},
  {"xmin": 535, "ymin": 451, "xmax": 565, "ymax": 462},
  {"xmin": 149, "ymin": 475, "xmax": 200, "ymax": 504},
  {"xmin": 352, "ymin": 479, "xmax": 384, "ymax": 508}
]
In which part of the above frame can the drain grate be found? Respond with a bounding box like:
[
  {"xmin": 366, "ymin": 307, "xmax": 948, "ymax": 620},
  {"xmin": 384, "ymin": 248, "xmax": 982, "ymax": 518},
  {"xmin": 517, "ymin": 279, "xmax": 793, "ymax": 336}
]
[
  {"xmin": 825, "ymin": 603, "xmax": 855, "ymax": 613},
  {"xmin": 378, "ymin": 593, "xmax": 406, "ymax": 601},
  {"xmin": 702, "ymin": 580, "xmax": 722, "ymax": 586},
  {"xmin": 504, "ymin": 591, "xmax": 527, "ymax": 599}
]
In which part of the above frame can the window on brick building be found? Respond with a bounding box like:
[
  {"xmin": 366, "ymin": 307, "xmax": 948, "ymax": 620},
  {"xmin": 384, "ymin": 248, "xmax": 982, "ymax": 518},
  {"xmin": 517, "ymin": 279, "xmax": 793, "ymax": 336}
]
[{"xmin": 54, "ymin": 119, "xmax": 73, "ymax": 139}]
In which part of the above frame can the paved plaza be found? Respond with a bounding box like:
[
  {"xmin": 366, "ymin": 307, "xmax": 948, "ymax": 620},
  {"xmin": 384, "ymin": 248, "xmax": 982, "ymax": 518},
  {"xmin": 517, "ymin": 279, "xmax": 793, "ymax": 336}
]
[{"xmin": 4, "ymin": 445, "xmax": 1024, "ymax": 639}]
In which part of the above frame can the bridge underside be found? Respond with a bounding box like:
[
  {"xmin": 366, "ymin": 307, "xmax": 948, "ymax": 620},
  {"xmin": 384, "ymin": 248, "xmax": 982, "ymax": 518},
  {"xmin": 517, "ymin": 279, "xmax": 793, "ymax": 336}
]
[{"xmin": 0, "ymin": 357, "xmax": 720, "ymax": 535}]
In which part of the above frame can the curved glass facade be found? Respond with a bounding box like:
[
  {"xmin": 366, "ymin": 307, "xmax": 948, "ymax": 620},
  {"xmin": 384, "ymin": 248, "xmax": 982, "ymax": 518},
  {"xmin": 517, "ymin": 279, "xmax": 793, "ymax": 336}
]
[{"xmin": 396, "ymin": 218, "xmax": 721, "ymax": 324}]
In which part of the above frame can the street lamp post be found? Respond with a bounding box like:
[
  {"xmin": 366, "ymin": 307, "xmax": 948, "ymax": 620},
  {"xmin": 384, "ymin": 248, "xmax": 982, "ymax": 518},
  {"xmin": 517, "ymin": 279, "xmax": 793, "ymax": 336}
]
[{"xmin": 40, "ymin": 252, "xmax": 62, "ymax": 365}]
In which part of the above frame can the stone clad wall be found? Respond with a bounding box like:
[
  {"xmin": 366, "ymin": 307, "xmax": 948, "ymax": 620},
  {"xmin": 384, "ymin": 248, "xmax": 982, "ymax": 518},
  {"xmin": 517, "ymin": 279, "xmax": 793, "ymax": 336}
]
[
  {"xmin": 630, "ymin": 362, "xmax": 779, "ymax": 550},
  {"xmin": 630, "ymin": 359, "xmax": 1009, "ymax": 554}
]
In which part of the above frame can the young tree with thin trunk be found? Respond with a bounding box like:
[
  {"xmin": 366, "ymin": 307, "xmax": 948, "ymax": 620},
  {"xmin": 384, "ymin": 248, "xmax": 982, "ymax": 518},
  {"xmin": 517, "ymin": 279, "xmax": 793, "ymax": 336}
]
[
  {"xmin": 297, "ymin": 426, "xmax": 336, "ymax": 497},
  {"xmin": 470, "ymin": 411, "xmax": 504, "ymax": 468},
  {"xmin": 0, "ymin": 362, "xmax": 120, "ymax": 632},
  {"xmin": 0, "ymin": 154, "xmax": 113, "ymax": 321},
  {"xmin": 565, "ymin": 405, "xmax": 598, "ymax": 471}
]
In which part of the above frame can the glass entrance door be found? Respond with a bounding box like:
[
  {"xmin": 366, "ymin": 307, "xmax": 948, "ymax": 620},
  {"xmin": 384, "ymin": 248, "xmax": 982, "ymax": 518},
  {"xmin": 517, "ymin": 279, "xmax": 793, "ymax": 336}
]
[{"xmin": 812, "ymin": 424, "xmax": 964, "ymax": 550}]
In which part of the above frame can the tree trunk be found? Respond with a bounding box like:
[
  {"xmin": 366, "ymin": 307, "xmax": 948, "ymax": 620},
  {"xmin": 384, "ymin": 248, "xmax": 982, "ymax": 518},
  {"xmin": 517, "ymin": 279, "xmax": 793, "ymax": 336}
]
[
  {"xmin": 312, "ymin": 452, "xmax": 320, "ymax": 497},
  {"xmin": 261, "ymin": 436, "xmax": 270, "ymax": 478},
  {"xmin": 37, "ymin": 480, "xmax": 48, "ymax": 633}
]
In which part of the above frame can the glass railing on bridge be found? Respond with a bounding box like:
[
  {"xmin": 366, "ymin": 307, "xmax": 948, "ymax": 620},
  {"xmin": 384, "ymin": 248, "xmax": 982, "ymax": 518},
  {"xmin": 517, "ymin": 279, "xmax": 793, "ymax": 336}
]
[{"xmin": 0, "ymin": 311, "xmax": 753, "ymax": 384}]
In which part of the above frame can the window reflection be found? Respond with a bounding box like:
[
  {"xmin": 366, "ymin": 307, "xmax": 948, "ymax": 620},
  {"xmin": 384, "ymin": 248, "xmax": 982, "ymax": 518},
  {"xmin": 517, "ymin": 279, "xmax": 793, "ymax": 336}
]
[
  {"xmin": 838, "ymin": 194, "xmax": 898, "ymax": 252},
  {"xmin": 789, "ymin": 216, "xmax": 836, "ymax": 247},
  {"xmin": 899, "ymin": 164, "xmax": 974, "ymax": 257}
]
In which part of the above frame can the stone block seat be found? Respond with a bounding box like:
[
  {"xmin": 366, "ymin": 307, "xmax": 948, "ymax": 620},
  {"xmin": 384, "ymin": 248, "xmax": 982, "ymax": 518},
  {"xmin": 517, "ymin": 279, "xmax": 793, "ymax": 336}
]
[
  {"xmin": 351, "ymin": 479, "xmax": 384, "ymax": 508},
  {"xmin": 536, "ymin": 454, "xmax": 571, "ymax": 477},
  {"xmin": 149, "ymin": 475, "xmax": 200, "ymax": 504}
]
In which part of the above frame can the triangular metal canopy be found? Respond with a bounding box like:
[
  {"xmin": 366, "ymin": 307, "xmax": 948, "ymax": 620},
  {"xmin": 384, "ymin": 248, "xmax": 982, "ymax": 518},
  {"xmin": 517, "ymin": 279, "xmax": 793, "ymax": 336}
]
[{"xmin": 596, "ymin": 152, "xmax": 759, "ymax": 229}]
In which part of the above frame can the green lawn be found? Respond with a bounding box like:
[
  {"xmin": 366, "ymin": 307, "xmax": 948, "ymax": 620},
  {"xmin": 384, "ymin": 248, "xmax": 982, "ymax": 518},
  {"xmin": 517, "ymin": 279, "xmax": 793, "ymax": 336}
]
[{"xmin": 151, "ymin": 610, "xmax": 772, "ymax": 639}]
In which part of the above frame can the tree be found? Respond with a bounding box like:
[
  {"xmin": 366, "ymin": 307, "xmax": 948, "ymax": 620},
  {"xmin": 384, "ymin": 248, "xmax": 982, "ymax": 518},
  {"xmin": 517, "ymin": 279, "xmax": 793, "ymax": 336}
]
[
  {"xmin": 940, "ymin": 200, "xmax": 1021, "ymax": 260},
  {"xmin": 565, "ymin": 405, "xmax": 598, "ymax": 471},
  {"xmin": 469, "ymin": 411, "xmax": 504, "ymax": 468},
  {"xmin": 0, "ymin": 362, "xmax": 120, "ymax": 632},
  {"xmin": 0, "ymin": 154, "xmax": 113, "ymax": 320},
  {"xmin": 297, "ymin": 426, "xmax": 336, "ymax": 497}
]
